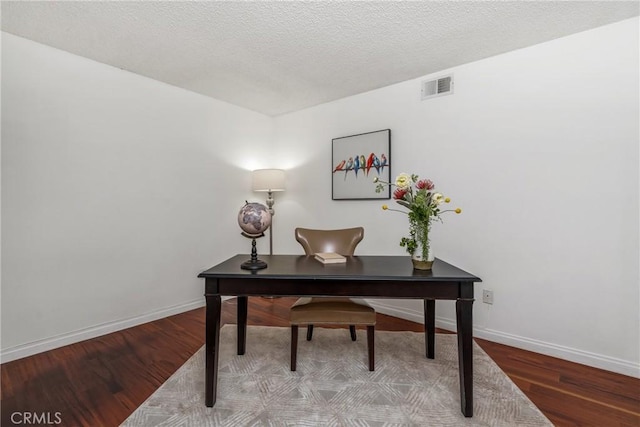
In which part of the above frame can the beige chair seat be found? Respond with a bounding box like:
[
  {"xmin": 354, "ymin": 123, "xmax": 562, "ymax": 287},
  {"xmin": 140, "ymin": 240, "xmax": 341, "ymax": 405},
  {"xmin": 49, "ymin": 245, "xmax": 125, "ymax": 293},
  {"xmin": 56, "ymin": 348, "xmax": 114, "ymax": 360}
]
[{"xmin": 290, "ymin": 297, "xmax": 376, "ymax": 325}]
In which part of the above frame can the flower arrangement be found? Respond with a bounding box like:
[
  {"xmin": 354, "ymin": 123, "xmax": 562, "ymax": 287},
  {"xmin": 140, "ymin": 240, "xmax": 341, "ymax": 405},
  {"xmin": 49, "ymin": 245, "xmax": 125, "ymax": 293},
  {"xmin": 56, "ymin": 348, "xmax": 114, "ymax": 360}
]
[{"xmin": 374, "ymin": 173, "xmax": 461, "ymax": 266}]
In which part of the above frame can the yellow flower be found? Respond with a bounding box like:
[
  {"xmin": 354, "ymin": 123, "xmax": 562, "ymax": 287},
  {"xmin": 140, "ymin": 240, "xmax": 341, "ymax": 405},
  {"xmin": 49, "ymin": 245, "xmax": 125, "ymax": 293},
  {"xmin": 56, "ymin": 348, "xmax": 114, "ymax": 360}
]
[
  {"xmin": 373, "ymin": 177, "xmax": 379, "ymax": 183},
  {"xmin": 445, "ymin": 197, "xmax": 451, "ymax": 203},
  {"xmin": 382, "ymin": 205, "xmax": 388, "ymax": 210},
  {"xmin": 455, "ymin": 208, "xmax": 462, "ymax": 214},
  {"xmin": 395, "ymin": 173, "xmax": 412, "ymax": 189}
]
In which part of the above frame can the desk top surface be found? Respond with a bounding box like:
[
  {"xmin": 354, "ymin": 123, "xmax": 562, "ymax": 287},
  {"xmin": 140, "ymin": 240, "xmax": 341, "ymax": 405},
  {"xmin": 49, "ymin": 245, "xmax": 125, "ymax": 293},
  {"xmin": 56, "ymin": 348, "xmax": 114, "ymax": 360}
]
[{"xmin": 199, "ymin": 255, "xmax": 481, "ymax": 282}]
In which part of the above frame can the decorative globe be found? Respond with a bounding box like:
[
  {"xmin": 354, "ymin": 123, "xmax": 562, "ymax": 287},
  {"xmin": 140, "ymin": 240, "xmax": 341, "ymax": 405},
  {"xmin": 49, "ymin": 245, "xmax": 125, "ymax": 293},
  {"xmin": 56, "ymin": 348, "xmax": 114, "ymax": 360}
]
[{"xmin": 238, "ymin": 202, "xmax": 272, "ymax": 236}]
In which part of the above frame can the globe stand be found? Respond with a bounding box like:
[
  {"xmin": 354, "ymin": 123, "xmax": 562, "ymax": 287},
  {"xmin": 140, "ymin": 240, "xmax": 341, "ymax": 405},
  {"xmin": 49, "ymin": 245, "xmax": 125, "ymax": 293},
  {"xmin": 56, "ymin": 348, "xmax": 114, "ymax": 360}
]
[{"xmin": 240, "ymin": 232, "xmax": 267, "ymax": 270}]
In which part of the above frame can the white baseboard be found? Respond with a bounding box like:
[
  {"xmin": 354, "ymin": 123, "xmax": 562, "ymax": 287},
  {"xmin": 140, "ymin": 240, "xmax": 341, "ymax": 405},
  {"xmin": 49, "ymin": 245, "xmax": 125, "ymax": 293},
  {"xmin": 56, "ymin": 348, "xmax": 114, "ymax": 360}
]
[
  {"xmin": 474, "ymin": 328, "xmax": 640, "ymax": 379},
  {"xmin": 0, "ymin": 298, "xmax": 209, "ymax": 364},
  {"xmin": 367, "ymin": 300, "xmax": 640, "ymax": 378}
]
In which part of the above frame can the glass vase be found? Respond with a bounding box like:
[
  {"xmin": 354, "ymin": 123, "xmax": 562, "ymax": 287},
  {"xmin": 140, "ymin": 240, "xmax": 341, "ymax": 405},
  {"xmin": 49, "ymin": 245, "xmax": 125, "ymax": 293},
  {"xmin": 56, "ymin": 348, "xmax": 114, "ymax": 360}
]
[{"xmin": 411, "ymin": 238, "xmax": 434, "ymax": 270}]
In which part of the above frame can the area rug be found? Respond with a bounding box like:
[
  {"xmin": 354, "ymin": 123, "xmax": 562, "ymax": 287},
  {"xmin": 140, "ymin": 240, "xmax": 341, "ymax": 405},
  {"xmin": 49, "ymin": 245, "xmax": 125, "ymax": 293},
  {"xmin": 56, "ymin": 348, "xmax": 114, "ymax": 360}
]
[{"xmin": 122, "ymin": 325, "xmax": 552, "ymax": 426}]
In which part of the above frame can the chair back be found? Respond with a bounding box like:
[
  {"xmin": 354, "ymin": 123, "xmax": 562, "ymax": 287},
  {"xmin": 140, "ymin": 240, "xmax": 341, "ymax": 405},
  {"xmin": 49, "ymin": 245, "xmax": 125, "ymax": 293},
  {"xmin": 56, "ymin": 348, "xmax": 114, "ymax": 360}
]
[{"xmin": 294, "ymin": 227, "xmax": 364, "ymax": 256}]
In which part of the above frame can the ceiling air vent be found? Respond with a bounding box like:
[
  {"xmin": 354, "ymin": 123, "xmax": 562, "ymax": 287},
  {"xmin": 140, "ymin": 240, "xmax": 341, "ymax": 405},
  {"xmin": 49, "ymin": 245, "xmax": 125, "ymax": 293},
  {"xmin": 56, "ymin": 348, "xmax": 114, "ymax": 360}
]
[{"xmin": 421, "ymin": 74, "xmax": 454, "ymax": 100}]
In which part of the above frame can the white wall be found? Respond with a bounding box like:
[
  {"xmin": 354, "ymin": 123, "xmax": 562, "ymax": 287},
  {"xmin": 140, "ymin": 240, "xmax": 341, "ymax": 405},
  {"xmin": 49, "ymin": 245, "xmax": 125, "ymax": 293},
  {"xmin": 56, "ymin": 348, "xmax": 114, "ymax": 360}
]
[
  {"xmin": 1, "ymin": 33, "xmax": 273, "ymax": 361},
  {"xmin": 273, "ymin": 18, "xmax": 640, "ymax": 377}
]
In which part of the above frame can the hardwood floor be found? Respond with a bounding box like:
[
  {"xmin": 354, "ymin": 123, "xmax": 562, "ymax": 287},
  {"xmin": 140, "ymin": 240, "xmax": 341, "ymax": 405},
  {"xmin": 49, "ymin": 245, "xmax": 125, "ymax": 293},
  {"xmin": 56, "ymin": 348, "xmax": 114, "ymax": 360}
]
[{"xmin": 2, "ymin": 297, "xmax": 639, "ymax": 426}]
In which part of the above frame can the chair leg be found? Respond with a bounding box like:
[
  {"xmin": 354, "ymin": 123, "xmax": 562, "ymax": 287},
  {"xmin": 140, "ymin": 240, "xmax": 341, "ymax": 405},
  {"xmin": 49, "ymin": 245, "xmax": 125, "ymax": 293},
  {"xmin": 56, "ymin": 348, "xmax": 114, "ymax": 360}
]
[
  {"xmin": 306, "ymin": 324, "xmax": 314, "ymax": 341},
  {"xmin": 367, "ymin": 326, "xmax": 375, "ymax": 371},
  {"xmin": 291, "ymin": 325, "xmax": 298, "ymax": 371},
  {"xmin": 349, "ymin": 325, "xmax": 357, "ymax": 341}
]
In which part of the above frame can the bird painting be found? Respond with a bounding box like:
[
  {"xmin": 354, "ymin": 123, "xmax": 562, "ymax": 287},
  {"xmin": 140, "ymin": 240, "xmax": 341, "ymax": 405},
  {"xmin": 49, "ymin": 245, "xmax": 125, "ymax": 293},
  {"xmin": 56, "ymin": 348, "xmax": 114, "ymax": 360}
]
[{"xmin": 331, "ymin": 130, "xmax": 390, "ymax": 198}]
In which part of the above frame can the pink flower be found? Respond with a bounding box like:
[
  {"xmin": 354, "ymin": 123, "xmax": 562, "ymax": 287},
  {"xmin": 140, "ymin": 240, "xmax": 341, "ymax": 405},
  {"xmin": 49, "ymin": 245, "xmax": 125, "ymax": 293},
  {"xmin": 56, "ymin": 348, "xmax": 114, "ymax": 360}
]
[
  {"xmin": 393, "ymin": 188, "xmax": 408, "ymax": 200},
  {"xmin": 416, "ymin": 179, "xmax": 434, "ymax": 190}
]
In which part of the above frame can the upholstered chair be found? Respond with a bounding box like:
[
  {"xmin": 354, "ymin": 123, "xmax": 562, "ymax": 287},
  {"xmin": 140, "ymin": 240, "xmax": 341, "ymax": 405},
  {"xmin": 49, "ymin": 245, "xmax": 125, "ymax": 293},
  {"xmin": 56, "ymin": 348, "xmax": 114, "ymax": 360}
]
[{"xmin": 290, "ymin": 227, "xmax": 376, "ymax": 371}]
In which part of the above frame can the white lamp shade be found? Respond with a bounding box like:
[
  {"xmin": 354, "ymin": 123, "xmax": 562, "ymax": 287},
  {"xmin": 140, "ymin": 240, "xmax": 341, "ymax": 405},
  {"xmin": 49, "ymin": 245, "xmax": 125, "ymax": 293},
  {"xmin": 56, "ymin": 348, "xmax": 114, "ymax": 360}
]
[{"xmin": 251, "ymin": 169, "xmax": 286, "ymax": 192}]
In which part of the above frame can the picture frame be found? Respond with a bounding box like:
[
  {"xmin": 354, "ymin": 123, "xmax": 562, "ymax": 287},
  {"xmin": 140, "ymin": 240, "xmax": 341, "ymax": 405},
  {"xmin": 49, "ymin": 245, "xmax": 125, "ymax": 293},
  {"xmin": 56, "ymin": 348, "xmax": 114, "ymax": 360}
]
[{"xmin": 332, "ymin": 129, "xmax": 391, "ymax": 200}]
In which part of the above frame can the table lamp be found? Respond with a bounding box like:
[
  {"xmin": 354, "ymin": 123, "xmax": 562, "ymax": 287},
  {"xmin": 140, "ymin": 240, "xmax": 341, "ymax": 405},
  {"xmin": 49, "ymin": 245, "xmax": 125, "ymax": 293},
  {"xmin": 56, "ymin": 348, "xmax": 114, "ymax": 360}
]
[{"xmin": 251, "ymin": 169, "xmax": 285, "ymax": 255}]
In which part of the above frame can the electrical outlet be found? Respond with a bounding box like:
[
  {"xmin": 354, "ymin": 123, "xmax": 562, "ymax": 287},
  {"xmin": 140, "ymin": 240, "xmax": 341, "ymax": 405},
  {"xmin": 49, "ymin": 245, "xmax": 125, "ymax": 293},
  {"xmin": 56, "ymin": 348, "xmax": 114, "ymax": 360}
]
[{"xmin": 482, "ymin": 290, "xmax": 494, "ymax": 305}]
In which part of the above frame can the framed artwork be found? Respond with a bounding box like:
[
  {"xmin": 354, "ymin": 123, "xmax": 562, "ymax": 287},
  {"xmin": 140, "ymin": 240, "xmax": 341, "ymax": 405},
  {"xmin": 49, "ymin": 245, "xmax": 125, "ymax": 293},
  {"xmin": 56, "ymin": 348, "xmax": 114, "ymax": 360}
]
[{"xmin": 332, "ymin": 129, "xmax": 391, "ymax": 200}]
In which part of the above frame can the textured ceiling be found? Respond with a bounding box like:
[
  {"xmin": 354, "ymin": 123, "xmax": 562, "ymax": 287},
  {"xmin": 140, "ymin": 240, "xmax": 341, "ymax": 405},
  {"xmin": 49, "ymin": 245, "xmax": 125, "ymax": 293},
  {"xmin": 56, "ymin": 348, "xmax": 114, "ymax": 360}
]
[{"xmin": 2, "ymin": 1, "xmax": 638, "ymax": 116}]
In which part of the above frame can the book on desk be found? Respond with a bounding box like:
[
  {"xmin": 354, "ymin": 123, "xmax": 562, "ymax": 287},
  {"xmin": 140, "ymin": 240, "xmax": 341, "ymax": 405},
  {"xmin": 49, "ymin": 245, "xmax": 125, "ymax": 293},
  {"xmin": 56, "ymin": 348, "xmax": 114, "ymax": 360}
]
[{"xmin": 314, "ymin": 252, "xmax": 346, "ymax": 264}]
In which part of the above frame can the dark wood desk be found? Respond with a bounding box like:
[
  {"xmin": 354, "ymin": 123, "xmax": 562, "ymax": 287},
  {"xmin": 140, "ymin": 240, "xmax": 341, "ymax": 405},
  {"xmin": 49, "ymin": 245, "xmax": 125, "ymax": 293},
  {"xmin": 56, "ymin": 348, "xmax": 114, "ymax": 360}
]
[{"xmin": 198, "ymin": 255, "xmax": 481, "ymax": 417}]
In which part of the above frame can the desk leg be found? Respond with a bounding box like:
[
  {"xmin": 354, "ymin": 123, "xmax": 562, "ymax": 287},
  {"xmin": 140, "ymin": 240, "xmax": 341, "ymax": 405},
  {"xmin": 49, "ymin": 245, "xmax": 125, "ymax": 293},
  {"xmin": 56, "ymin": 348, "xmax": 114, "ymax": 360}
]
[
  {"xmin": 205, "ymin": 294, "xmax": 221, "ymax": 407},
  {"xmin": 456, "ymin": 283, "xmax": 474, "ymax": 417},
  {"xmin": 423, "ymin": 299, "xmax": 435, "ymax": 359},
  {"xmin": 237, "ymin": 296, "xmax": 248, "ymax": 355}
]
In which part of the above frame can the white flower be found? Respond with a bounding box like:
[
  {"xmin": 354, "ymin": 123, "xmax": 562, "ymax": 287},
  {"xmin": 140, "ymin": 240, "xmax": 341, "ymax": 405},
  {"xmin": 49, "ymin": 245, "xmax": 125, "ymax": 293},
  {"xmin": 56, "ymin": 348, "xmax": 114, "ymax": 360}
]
[
  {"xmin": 433, "ymin": 193, "xmax": 445, "ymax": 205},
  {"xmin": 395, "ymin": 173, "xmax": 412, "ymax": 189}
]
